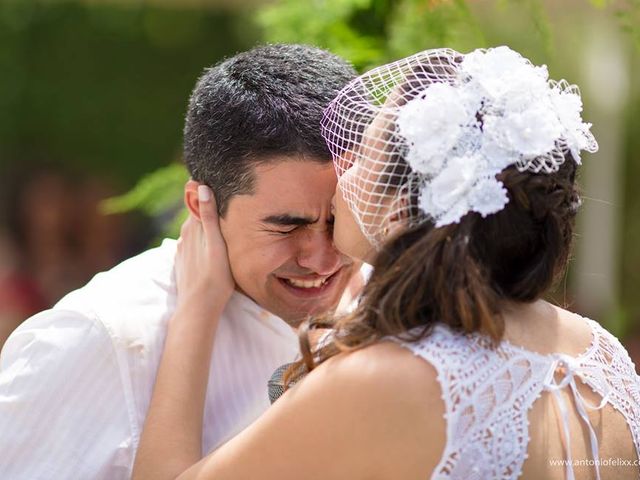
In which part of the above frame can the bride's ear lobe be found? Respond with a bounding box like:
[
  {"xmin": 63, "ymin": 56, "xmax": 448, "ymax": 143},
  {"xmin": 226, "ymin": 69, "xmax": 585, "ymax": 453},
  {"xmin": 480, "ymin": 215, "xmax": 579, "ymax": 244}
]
[{"xmin": 386, "ymin": 196, "xmax": 410, "ymax": 234}]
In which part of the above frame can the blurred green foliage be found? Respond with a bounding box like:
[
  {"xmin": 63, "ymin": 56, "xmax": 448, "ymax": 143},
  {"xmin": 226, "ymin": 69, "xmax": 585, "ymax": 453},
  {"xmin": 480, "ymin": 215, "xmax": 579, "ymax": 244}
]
[
  {"xmin": 101, "ymin": 161, "xmax": 188, "ymax": 216},
  {"xmin": 256, "ymin": 0, "xmax": 385, "ymax": 69},
  {"xmin": 256, "ymin": 0, "xmax": 640, "ymax": 65},
  {"xmin": 620, "ymin": 84, "xmax": 640, "ymax": 335},
  {"xmin": 101, "ymin": 161, "xmax": 189, "ymax": 238},
  {"xmin": 256, "ymin": 0, "xmax": 490, "ymax": 69},
  {"xmin": 0, "ymin": 0, "xmax": 256, "ymax": 185}
]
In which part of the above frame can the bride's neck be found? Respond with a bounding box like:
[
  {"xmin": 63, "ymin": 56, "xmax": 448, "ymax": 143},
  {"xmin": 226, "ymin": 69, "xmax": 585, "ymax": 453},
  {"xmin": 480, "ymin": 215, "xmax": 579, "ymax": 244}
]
[
  {"xmin": 503, "ymin": 297, "xmax": 554, "ymax": 316},
  {"xmin": 500, "ymin": 299, "xmax": 559, "ymax": 332}
]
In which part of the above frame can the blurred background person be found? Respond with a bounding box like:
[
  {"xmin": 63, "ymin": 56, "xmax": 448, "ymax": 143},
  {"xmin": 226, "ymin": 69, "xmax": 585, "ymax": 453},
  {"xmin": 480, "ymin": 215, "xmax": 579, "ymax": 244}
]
[
  {"xmin": 0, "ymin": 165, "xmax": 146, "ymax": 350},
  {"xmin": 0, "ymin": 228, "xmax": 47, "ymax": 348}
]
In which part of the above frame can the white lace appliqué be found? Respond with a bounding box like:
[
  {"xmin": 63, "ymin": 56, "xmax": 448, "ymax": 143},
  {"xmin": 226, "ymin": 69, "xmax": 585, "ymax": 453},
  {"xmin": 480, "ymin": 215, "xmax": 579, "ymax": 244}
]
[{"xmin": 395, "ymin": 320, "xmax": 640, "ymax": 480}]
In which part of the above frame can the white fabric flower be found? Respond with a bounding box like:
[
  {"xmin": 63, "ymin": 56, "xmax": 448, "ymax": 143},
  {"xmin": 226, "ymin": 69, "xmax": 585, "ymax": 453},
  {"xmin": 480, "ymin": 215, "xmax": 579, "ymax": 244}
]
[
  {"xmin": 419, "ymin": 155, "xmax": 479, "ymax": 226},
  {"xmin": 397, "ymin": 83, "xmax": 471, "ymax": 175},
  {"xmin": 485, "ymin": 105, "xmax": 562, "ymax": 157},
  {"xmin": 500, "ymin": 73, "xmax": 550, "ymax": 113},
  {"xmin": 461, "ymin": 46, "xmax": 548, "ymax": 100},
  {"xmin": 551, "ymin": 88, "xmax": 583, "ymax": 128},
  {"xmin": 550, "ymin": 87, "xmax": 595, "ymax": 162},
  {"xmin": 479, "ymin": 132, "xmax": 514, "ymax": 172},
  {"xmin": 468, "ymin": 177, "xmax": 509, "ymax": 217},
  {"xmin": 431, "ymin": 155, "xmax": 478, "ymax": 211}
]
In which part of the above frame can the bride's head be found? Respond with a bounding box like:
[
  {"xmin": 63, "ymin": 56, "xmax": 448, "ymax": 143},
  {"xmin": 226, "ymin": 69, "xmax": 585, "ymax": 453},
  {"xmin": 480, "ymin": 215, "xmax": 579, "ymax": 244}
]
[
  {"xmin": 329, "ymin": 45, "xmax": 598, "ymax": 329},
  {"xmin": 291, "ymin": 46, "xmax": 597, "ymax": 377}
]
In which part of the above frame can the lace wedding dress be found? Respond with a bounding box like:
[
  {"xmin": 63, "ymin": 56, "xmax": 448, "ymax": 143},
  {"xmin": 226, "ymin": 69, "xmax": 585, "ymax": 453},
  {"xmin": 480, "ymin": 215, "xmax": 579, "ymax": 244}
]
[{"xmin": 393, "ymin": 319, "xmax": 640, "ymax": 480}]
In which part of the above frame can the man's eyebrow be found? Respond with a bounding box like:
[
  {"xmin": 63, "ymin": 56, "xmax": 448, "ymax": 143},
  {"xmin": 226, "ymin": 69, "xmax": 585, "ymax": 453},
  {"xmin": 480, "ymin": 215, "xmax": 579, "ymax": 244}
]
[{"xmin": 260, "ymin": 214, "xmax": 319, "ymax": 226}]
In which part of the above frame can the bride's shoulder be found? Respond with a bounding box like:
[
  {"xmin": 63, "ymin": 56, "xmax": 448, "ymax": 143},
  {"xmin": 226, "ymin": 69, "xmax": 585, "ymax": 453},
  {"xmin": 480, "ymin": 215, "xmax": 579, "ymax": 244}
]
[
  {"xmin": 312, "ymin": 340, "xmax": 442, "ymax": 408},
  {"xmin": 249, "ymin": 340, "xmax": 446, "ymax": 479},
  {"xmin": 295, "ymin": 340, "xmax": 446, "ymax": 474}
]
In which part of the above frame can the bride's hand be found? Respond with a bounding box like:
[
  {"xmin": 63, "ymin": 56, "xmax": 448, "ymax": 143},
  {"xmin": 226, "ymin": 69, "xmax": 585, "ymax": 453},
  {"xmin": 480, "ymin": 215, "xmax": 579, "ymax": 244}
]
[
  {"xmin": 175, "ymin": 185, "xmax": 234, "ymax": 317},
  {"xmin": 133, "ymin": 185, "xmax": 233, "ymax": 479}
]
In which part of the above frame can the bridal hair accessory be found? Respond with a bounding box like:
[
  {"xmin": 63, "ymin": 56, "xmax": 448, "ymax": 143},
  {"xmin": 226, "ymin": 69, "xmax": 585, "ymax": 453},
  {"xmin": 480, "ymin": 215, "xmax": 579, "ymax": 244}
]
[{"xmin": 321, "ymin": 46, "xmax": 598, "ymax": 245}]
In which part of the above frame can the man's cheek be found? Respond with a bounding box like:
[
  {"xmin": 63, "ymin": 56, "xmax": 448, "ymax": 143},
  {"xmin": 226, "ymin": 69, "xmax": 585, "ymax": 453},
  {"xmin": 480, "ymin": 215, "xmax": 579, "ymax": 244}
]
[
  {"xmin": 242, "ymin": 244, "xmax": 280, "ymax": 282},
  {"xmin": 260, "ymin": 237, "xmax": 293, "ymax": 265}
]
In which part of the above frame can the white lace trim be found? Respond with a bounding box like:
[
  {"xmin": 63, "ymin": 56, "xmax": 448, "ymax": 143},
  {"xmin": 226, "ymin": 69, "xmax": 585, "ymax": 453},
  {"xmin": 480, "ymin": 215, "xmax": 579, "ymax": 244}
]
[{"xmin": 393, "ymin": 319, "xmax": 640, "ymax": 480}]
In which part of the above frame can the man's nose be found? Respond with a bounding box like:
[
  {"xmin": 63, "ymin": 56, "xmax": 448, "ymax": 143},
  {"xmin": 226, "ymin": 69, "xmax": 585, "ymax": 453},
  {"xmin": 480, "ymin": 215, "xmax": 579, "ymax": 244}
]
[{"xmin": 296, "ymin": 228, "xmax": 342, "ymax": 275}]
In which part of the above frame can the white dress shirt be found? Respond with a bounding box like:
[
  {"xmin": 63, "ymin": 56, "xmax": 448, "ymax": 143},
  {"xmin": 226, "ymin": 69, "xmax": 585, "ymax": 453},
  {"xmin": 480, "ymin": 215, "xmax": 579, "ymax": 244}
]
[{"xmin": 0, "ymin": 239, "xmax": 300, "ymax": 479}]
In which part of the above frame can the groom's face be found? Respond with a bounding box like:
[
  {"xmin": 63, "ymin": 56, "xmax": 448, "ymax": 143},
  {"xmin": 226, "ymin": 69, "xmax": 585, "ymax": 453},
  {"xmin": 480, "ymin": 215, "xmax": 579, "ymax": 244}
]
[{"xmin": 219, "ymin": 158, "xmax": 357, "ymax": 326}]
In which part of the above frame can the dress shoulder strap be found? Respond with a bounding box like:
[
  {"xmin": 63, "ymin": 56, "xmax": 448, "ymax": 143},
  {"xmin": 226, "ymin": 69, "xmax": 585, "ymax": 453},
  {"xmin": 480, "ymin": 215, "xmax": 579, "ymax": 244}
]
[
  {"xmin": 393, "ymin": 324, "xmax": 551, "ymax": 479},
  {"xmin": 393, "ymin": 320, "xmax": 640, "ymax": 480},
  {"xmin": 579, "ymin": 320, "xmax": 640, "ymax": 457}
]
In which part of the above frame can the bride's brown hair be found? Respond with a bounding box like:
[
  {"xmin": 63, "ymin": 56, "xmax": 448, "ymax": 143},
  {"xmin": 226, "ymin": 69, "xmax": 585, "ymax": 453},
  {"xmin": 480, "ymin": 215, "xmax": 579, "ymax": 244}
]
[{"xmin": 287, "ymin": 157, "xmax": 580, "ymax": 384}]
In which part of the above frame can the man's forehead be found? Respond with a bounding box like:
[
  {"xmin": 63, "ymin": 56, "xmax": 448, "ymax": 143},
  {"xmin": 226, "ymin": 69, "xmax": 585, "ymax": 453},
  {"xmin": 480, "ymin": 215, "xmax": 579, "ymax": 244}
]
[
  {"xmin": 253, "ymin": 158, "xmax": 336, "ymax": 198},
  {"xmin": 227, "ymin": 158, "xmax": 337, "ymax": 221},
  {"xmin": 252, "ymin": 199, "xmax": 327, "ymax": 225}
]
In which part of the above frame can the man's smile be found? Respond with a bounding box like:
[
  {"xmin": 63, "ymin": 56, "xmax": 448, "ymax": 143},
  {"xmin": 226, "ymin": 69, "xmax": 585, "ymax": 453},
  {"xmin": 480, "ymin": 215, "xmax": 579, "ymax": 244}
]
[{"xmin": 274, "ymin": 269, "xmax": 343, "ymax": 298}]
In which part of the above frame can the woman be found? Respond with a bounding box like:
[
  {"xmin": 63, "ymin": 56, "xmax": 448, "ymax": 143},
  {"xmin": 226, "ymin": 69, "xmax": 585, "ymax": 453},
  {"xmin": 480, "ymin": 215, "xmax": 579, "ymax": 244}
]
[{"xmin": 132, "ymin": 47, "xmax": 640, "ymax": 480}]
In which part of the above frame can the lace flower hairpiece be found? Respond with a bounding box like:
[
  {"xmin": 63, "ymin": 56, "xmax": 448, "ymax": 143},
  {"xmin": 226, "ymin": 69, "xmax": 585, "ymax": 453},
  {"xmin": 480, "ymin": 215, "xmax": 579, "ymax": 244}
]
[{"xmin": 321, "ymin": 46, "xmax": 598, "ymax": 244}]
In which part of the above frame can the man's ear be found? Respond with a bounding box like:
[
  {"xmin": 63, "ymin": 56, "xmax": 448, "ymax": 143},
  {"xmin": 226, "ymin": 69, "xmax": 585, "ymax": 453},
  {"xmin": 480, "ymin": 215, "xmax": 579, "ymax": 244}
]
[{"xmin": 184, "ymin": 179, "xmax": 203, "ymax": 220}]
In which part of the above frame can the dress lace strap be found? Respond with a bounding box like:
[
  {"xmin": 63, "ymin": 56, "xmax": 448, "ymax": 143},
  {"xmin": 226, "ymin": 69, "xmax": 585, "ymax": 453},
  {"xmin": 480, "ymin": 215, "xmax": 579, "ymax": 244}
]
[
  {"xmin": 542, "ymin": 353, "xmax": 611, "ymax": 480},
  {"xmin": 392, "ymin": 319, "xmax": 639, "ymax": 480}
]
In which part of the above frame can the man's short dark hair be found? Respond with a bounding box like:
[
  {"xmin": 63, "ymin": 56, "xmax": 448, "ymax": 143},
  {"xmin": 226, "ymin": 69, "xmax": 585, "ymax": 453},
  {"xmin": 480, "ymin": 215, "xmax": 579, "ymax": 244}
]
[{"xmin": 183, "ymin": 43, "xmax": 357, "ymax": 216}]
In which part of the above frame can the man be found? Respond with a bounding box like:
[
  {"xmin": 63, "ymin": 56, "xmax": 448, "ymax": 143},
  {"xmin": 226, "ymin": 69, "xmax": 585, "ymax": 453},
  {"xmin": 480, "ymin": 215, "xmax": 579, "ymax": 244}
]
[{"xmin": 0, "ymin": 44, "xmax": 357, "ymax": 479}]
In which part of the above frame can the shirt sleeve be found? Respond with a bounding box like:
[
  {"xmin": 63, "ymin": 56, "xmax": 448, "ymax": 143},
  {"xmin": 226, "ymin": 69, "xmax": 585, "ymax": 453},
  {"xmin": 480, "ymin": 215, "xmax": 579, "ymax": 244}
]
[{"xmin": 0, "ymin": 309, "xmax": 136, "ymax": 480}]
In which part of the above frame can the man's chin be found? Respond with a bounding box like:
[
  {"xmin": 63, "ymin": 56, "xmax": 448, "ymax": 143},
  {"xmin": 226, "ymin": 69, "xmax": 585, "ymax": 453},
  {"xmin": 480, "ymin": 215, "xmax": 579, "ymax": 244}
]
[
  {"xmin": 234, "ymin": 284, "xmax": 338, "ymax": 328},
  {"xmin": 267, "ymin": 300, "xmax": 339, "ymax": 329}
]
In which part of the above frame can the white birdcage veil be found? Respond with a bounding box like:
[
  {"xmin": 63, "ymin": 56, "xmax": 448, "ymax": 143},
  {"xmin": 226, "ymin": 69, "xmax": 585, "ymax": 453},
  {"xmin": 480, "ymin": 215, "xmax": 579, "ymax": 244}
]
[{"xmin": 321, "ymin": 46, "xmax": 598, "ymax": 247}]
